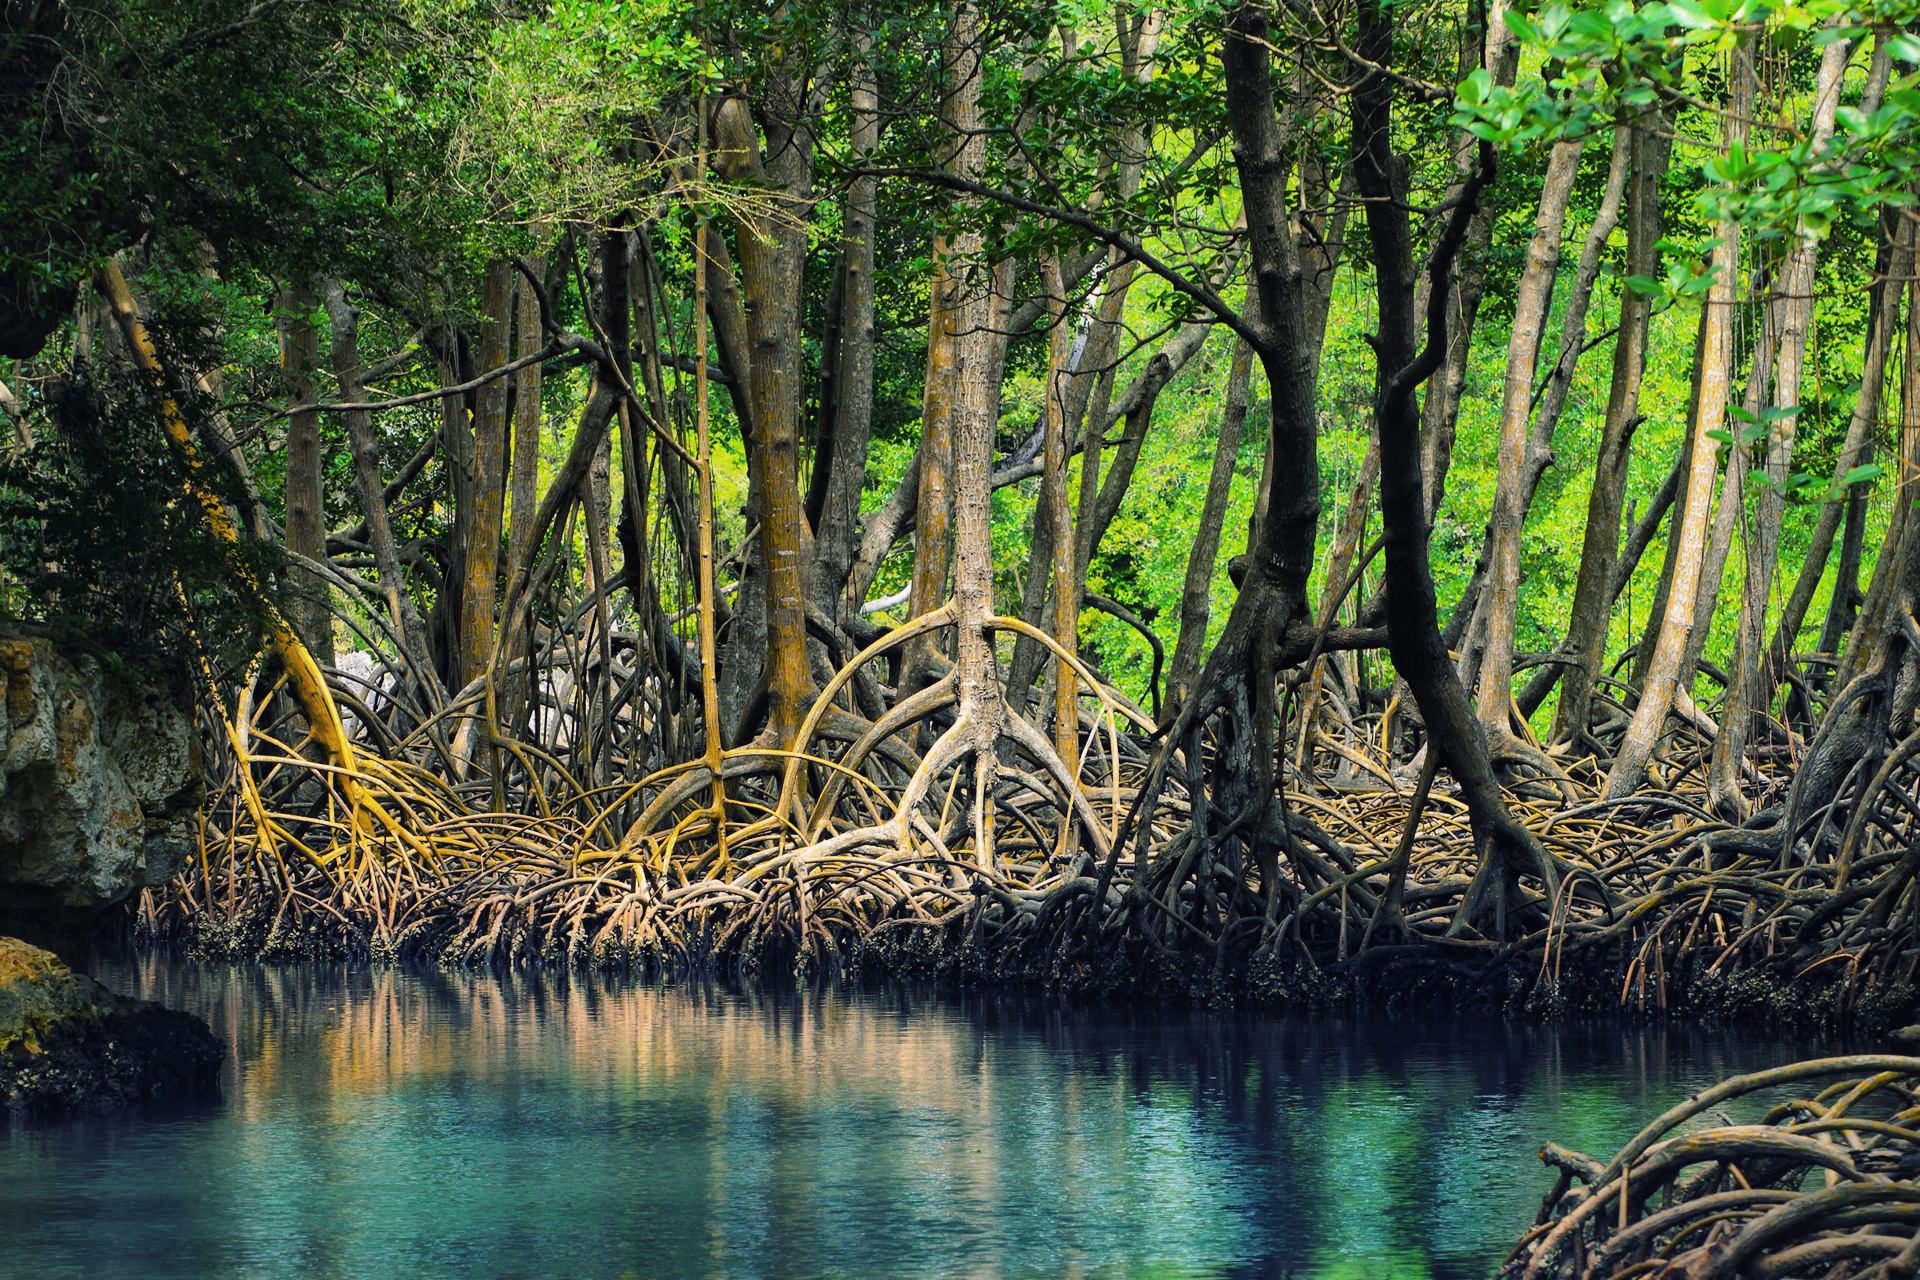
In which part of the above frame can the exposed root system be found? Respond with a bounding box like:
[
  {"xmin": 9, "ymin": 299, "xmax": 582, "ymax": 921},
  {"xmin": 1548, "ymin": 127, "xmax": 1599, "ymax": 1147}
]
[
  {"xmin": 1504, "ymin": 1055, "xmax": 1920, "ymax": 1280},
  {"xmin": 135, "ymin": 609, "xmax": 1920, "ymax": 1036}
]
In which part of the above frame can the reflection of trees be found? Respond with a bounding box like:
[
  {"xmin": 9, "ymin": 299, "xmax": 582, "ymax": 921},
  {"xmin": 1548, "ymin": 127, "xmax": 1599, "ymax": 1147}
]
[{"xmin": 87, "ymin": 953, "xmax": 1816, "ymax": 1279}]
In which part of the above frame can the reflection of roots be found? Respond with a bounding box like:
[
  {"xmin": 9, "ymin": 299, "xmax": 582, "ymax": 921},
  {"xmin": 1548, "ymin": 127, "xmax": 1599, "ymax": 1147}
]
[
  {"xmin": 1505, "ymin": 1055, "xmax": 1920, "ymax": 1280},
  {"xmin": 145, "ymin": 621, "xmax": 1920, "ymax": 1023}
]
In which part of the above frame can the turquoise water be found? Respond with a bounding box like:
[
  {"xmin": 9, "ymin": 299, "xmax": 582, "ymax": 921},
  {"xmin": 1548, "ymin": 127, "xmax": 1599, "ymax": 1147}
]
[{"xmin": 0, "ymin": 952, "xmax": 1823, "ymax": 1279}]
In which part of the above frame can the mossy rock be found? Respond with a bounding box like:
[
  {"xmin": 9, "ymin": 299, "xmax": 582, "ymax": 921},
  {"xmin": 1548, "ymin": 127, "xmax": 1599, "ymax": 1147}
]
[
  {"xmin": 0, "ymin": 936, "xmax": 99, "ymax": 1052},
  {"xmin": 0, "ymin": 937, "xmax": 223, "ymax": 1116}
]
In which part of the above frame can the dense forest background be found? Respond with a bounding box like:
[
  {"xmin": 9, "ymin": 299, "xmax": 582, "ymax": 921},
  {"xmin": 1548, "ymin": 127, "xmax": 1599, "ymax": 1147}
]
[{"xmin": 4, "ymin": 0, "xmax": 1920, "ymax": 996}]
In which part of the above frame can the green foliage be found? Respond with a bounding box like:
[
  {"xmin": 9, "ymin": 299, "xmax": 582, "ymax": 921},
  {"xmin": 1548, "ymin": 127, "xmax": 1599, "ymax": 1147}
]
[
  {"xmin": 0, "ymin": 346, "xmax": 278, "ymax": 667},
  {"xmin": 1454, "ymin": 0, "xmax": 1920, "ymax": 258}
]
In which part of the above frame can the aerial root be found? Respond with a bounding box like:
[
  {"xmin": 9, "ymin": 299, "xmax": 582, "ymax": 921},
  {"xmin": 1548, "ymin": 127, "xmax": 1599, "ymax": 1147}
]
[
  {"xmin": 1504, "ymin": 1055, "xmax": 1920, "ymax": 1280},
  {"xmin": 136, "ymin": 617, "xmax": 1920, "ymax": 1019}
]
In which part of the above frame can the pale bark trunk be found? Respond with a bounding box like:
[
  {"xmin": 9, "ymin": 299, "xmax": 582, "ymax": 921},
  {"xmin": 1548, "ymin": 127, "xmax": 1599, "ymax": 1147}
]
[
  {"xmin": 1554, "ymin": 117, "xmax": 1668, "ymax": 744},
  {"xmin": 1040, "ymin": 253, "xmax": 1080, "ymax": 774},
  {"xmin": 1710, "ymin": 32, "xmax": 1856, "ymax": 815},
  {"xmin": 1167, "ymin": 333, "xmax": 1255, "ymax": 719},
  {"xmin": 902, "ymin": 206, "xmax": 962, "ymax": 696},
  {"xmin": 1474, "ymin": 133, "xmax": 1585, "ymax": 728},
  {"xmin": 1838, "ymin": 233, "xmax": 1920, "ymax": 692},
  {"xmin": 322, "ymin": 281, "xmax": 438, "ymax": 706},
  {"xmin": 502, "ymin": 257, "xmax": 545, "ymax": 737},
  {"xmin": 432, "ymin": 326, "xmax": 473, "ymax": 688},
  {"xmin": 1630, "ymin": 306, "xmax": 1711, "ymax": 687},
  {"xmin": 1464, "ymin": 121, "xmax": 1632, "ymax": 724},
  {"xmin": 1678, "ymin": 279, "xmax": 1782, "ymax": 697},
  {"xmin": 1603, "ymin": 41, "xmax": 1752, "ymax": 800},
  {"xmin": 1773, "ymin": 213, "xmax": 1911, "ymax": 678}
]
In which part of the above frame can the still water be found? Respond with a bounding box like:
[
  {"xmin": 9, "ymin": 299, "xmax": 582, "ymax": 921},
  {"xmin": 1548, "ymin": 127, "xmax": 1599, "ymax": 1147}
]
[{"xmin": 1, "ymin": 951, "xmax": 1826, "ymax": 1280}]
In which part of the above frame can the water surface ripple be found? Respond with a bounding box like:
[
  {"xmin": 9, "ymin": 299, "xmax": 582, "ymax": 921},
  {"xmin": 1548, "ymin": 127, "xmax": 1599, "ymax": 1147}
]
[{"xmin": 0, "ymin": 952, "xmax": 1825, "ymax": 1279}]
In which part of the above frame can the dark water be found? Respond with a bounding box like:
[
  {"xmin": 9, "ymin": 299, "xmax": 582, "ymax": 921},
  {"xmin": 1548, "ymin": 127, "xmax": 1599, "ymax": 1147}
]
[{"xmin": 0, "ymin": 952, "xmax": 1829, "ymax": 1280}]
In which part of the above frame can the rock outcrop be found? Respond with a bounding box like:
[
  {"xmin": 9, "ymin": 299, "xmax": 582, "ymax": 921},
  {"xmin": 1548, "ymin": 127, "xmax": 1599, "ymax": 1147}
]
[
  {"xmin": 0, "ymin": 634, "xmax": 200, "ymax": 963},
  {"xmin": 0, "ymin": 938, "xmax": 222, "ymax": 1115}
]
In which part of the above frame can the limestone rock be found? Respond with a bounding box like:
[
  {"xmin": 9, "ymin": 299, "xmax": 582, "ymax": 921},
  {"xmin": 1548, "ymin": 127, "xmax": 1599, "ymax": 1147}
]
[
  {"xmin": 0, "ymin": 636, "xmax": 200, "ymax": 962},
  {"xmin": 0, "ymin": 938, "xmax": 222, "ymax": 1116}
]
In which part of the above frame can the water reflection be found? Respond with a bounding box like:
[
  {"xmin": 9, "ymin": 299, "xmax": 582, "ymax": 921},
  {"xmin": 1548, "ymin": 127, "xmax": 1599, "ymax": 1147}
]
[{"xmin": 0, "ymin": 953, "xmax": 1825, "ymax": 1280}]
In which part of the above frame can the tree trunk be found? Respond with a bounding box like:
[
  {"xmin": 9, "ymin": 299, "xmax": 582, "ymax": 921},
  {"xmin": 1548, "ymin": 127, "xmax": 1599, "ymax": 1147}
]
[
  {"xmin": 1774, "ymin": 211, "xmax": 1912, "ymax": 679},
  {"xmin": 1838, "ymin": 229, "xmax": 1920, "ymax": 694},
  {"xmin": 1350, "ymin": 0, "xmax": 1557, "ymax": 940},
  {"xmin": 1710, "ymin": 31, "xmax": 1856, "ymax": 815},
  {"xmin": 459, "ymin": 260, "xmax": 513, "ymax": 696},
  {"xmin": 502, "ymin": 255, "xmax": 545, "ymax": 738},
  {"xmin": 902, "ymin": 158, "xmax": 963, "ymax": 697},
  {"xmin": 1418, "ymin": 38, "xmax": 1519, "ymax": 526},
  {"xmin": 808, "ymin": 49, "xmax": 880, "ymax": 625},
  {"xmin": 322, "ymin": 280, "xmax": 438, "ymax": 706},
  {"xmin": 1040, "ymin": 253, "xmax": 1080, "ymax": 774},
  {"xmin": 1554, "ymin": 116, "xmax": 1669, "ymax": 745},
  {"xmin": 1603, "ymin": 39, "xmax": 1752, "ymax": 800},
  {"xmin": 711, "ymin": 90, "xmax": 816, "ymax": 747},
  {"xmin": 1475, "ymin": 131, "xmax": 1586, "ymax": 728},
  {"xmin": 277, "ymin": 285, "xmax": 332, "ymax": 665},
  {"xmin": 1166, "ymin": 332, "xmax": 1255, "ymax": 719}
]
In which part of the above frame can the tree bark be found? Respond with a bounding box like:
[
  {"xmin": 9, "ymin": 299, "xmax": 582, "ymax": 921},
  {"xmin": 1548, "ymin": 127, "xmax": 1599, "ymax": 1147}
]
[
  {"xmin": 1710, "ymin": 31, "xmax": 1856, "ymax": 815},
  {"xmin": 1774, "ymin": 212, "xmax": 1912, "ymax": 679},
  {"xmin": 459, "ymin": 260, "xmax": 513, "ymax": 695},
  {"xmin": 1350, "ymin": 0, "xmax": 1556, "ymax": 937},
  {"xmin": 711, "ymin": 89, "xmax": 816, "ymax": 747},
  {"xmin": 1475, "ymin": 131, "xmax": 1587, "ymax": 728},
  {"xmin": 1604, "ymin": 39, "xmax": 1753, "ymax": 800},
  {"xmin": 1553, "ymin": 117, "xmax": 1668, "ymax": 745},
  {"xmin": 808, "ymin": 48, "xmax": 880, "ymax": 625},
  {"xmin": 502, "ymin": 255, "xmax": 545, "ymax": 737},
  {"xmin": 1166, "ymin": 332, "xmax": 1255, "ymax": 719},
  {"xmin": 1040, "ymin": 253, "xmax": 1080, "ymax": 774},
  {"xmin": 278, "ymin": 285, "xmax": 332, "ymax": 665},
  {"xmin": 322, "ymin": 280, "xmax": 438, "ymax": 706}
]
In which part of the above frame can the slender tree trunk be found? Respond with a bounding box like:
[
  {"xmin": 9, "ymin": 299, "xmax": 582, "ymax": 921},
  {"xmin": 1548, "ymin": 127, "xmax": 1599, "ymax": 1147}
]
[
  {"xmin": 1839, "ymin": 231, "xmax": 1920, "ymax": 693},
  {"xmin": 1774, "ymin": 212, "xmax": 1912, "ymax": 678},
  {"xmin": 1554, "ymin": 116, "xmax": 1668, "ymax": 743},
  {"xmin": 1679, "ymin": 274, "xmax": 1783, "ymax": 698},
  {"xmin": 1350, "ymin": 0, "xmax": 1556, "ymax": 937},
  {"xmin": 1463, "ymin": 121, "xmax": 1634, "ymax": 725},
  {"xmin": 902, "ymin": 126, "xmax": 964, "ymax": 695},
  {"xmin": 322, "ymin": 281, "xmax": 438, "ymax": 706},
  {"xmin": 1710, "ymin": 31, "xmax": 1856, "ymax": 815},
  {"xmin": 278, "ymin": 285, "xmax": 332, "ymax": 665},
  {"xmin": 1166, "ymin": 333, "xmax": 1255, "ymax": 719},
  {"xmin": 1629, "ymin": 306, "xmax": 1711, "ymax": 687},
  {"xmin": 1475, "ymin": 133, "xmax": 1587, "ymax": 728},
  {"xmin": 460, "ymin": 260, "xmax": 513, "ymax": 695},
  {"xmin": 1418, "ymin": 40, "xmax": 1519, "ymax": 526},
  {"xmin": 1604, "ymin": 39, "xmax": 1753, "ymax": 800},
  {"xmin": 809, "ymin": 50, "xmax": 880, "ymax": 627},
  {"xmin": 503, "ymin": 257, "xmax": 545, "ymax": 738},
  {"xmin": 840, "ymin": 252, "xmax": 1104, "ymax": 617},
  {"xmin": 1040, "ymin": 253, "xmax": 1080, "ymax": 775},
  {"xmin": 430, "ymin": 323, "xmax": 473, "ymax": 689},
  {"xmin": 98, "ymin": 261, "xmax": 361, "ymax": 786}
]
